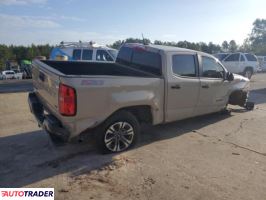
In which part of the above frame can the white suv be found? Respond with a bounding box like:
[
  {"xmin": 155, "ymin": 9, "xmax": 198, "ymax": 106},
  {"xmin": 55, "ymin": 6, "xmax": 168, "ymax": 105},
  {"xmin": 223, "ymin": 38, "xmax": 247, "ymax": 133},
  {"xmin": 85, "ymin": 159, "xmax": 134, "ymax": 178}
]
[
  {"xmin": 214, "ymin": 53, "xmax": 259, "ymax": 79},
  {"xmin": 2, "ymin": 70, "xmax": 16, "ymax": 79},
  {"xmin": 50, "ymin": 41, "xmax": 118, "ymax": 62}
]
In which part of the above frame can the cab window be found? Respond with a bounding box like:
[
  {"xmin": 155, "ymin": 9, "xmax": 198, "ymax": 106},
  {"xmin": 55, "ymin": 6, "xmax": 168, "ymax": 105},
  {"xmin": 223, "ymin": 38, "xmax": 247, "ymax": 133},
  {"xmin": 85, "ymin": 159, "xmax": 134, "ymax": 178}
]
[
  {"xmin": 73, "ymin": 49, "xmax": 82, "ymax": 60},
  {"xmin": 224, "ymin": 53, "xmax": 240, "ymax": 62},
  {"xmin": 172, "ymin": 54, "xmax": 197, "ymax": 77},
  {"xmin": 96, "ymin": 50, "xmax": 113, "ymax": 61},
  {"xmin": 202, "ymin": 56, "xmax": 224, "ymax": 79},
  {"xmin": 82, "ymin": 49, "xmax": 93, "ymax": 60}
]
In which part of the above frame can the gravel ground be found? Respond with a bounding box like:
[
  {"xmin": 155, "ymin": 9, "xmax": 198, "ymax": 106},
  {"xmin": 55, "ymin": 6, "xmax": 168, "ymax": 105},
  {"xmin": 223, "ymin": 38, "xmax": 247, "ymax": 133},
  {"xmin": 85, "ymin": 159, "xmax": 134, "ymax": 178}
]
[{"xmin": 0, "ymin": 74, "xmax": 266, "ymax": 200}]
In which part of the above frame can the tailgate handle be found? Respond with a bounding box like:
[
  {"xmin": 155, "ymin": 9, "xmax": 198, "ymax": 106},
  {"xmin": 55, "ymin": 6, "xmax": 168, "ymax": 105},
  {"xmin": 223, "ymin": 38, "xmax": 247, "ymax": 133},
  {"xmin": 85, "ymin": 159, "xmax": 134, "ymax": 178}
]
[
  {"xmin": 171, "ymin": 84, "xmax": 181, "ymax": 89},
  {"xmin": 202, "ymin": 84, "xmax": 209, "ymax": 89},
  {"xmin": 39, "ymin": 72, "xmax": 45, "ymax": 82}
]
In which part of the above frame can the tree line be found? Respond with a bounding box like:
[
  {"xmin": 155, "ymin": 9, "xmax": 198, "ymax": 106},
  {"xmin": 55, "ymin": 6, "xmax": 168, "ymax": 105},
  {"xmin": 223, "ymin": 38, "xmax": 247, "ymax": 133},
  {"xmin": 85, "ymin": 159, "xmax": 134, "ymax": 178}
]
[{"xmin": 0, "ymin": 18, "xmax": 265, "ymax": 71}]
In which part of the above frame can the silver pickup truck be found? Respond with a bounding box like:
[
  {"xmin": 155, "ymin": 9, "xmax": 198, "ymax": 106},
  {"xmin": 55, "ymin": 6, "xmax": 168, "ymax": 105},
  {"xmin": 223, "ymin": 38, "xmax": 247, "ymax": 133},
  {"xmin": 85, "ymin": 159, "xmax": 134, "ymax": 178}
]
[{"xmin": 28, "ymin": 43, "xmax": 253, "ymax": 153}]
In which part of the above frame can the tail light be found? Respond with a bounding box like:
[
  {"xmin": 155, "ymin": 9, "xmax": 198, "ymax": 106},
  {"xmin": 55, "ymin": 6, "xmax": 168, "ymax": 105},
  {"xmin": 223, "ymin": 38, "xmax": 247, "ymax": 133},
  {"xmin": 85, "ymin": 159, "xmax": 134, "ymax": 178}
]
[{"xmin": 59, "ymin": 83, "xmax": 76, "ymax": 116}]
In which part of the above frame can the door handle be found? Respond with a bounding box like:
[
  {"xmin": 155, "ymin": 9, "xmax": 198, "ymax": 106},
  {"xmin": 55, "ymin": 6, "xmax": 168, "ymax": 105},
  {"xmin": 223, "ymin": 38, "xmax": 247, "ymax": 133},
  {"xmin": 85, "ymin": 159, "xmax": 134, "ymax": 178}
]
[
  {"xmin": 171, "ymin": 84, "xmax": 181, "ymax": 89},
  {"xmin": 202, "ymin": 84, "xmax": 209, "ymax": 89}
]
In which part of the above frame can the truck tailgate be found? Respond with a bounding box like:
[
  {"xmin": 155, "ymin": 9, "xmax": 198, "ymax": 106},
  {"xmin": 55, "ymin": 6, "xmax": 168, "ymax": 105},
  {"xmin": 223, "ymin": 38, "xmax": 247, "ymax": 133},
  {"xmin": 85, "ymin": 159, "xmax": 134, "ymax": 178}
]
[{"xmin": 32, "ymin": 60, "xmax": 61, "ymax": 114}]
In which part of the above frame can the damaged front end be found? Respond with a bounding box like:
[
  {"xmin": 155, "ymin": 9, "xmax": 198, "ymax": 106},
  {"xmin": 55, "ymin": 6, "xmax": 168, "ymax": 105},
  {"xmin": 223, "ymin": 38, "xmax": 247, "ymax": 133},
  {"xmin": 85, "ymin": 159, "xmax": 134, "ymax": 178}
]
[{"xmin": 228, "ymin": 74, "xmax": 254, "ymax": 110}]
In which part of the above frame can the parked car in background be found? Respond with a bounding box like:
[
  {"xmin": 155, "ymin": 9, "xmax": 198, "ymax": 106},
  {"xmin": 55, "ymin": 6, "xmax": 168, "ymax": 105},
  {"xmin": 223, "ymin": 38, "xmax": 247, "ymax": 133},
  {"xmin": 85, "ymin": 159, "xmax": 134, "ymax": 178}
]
[
  {"xmin": 257, "ymin": 56, "xmax": 266, "ymax": 72},
  {"xmin": 13, "ymin": 69, "xmax": 23, "ymax": 79},
  {"xmin": 2, "ymin": 70, "xmax": 16, "ymax": 79},
  {"xmin": 29, "ymin": 43, "xmax": 252, "ymax": 153},
  {"xmin": 50, "ymin": 41, "xmax": 118, "ymax": 62},
  {"xmin": 214, "ymin": 52, "xmax": 259, "ymax": 79}
]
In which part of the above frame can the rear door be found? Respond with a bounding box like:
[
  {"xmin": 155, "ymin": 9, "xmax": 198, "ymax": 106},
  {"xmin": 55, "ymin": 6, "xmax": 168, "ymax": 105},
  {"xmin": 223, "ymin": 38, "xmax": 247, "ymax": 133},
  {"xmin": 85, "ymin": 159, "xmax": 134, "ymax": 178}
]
[
  {"xmin": 222, "ymin": 53, "xmax": 240, "ymax": 73},
  {"xmin": 195, "ymin": 56, "xmax": 229, "ymax": 115},
  {"xmin": 165, "ymin": 52, "xmax": 201, "ymax": 122}
]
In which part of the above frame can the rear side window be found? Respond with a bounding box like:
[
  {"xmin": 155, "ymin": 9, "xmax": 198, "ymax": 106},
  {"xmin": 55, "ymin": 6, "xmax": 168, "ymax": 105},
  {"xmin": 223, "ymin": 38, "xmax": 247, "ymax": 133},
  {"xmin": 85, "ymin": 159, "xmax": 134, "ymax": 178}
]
[
  {"xmin": 245, "ymin": 54, "xmax": 257, "ymax": 61},
  {"xmin": 116, "ymin": 47, "xmax": 133, "ymax": 64},
  {"xmin": 82, "ymin": 49, "xmax": 93, "ymax": 60},
  {"xmin": 131, "ymin": 50, "xmax": 161, "ymax": 75},
  {"xmin": 117, "ymin": 46, "xmax": 162, "ymax": 76},
  {"xmin": 172, "ymin": 55, "xmax": 196, "ymax": 77},
  {"xmin": 224, "ymin": 53, "xmax": 240, "ymax": 62},
  {"xmin": 96, "ymin": 50, "xmax": 113, "ymax": 61},
  {"xmin": 73, "ymin": 49, "xmax": 81, "ymax": 60}
]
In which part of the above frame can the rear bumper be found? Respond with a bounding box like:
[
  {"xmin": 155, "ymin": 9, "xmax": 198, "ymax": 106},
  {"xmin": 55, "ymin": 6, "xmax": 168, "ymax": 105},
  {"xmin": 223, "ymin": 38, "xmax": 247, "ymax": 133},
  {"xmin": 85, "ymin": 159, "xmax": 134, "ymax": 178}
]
[{"xmin": 28, "ymin": 92, "xmax": 70, "ymax": 144}]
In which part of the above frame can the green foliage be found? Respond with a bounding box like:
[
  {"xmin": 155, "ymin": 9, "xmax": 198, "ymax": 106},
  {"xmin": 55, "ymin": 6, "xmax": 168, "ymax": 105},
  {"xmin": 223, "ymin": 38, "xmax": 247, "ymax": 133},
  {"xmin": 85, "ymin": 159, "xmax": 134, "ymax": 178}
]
[
  {"xmin": 249, "ymin": 18, "xmax": 266, "ymax": 55},
  {"xmin": 0, "ymin": 44, "xmax": 52, "ymax": 71},
  {"xmin": 228, "ymin": 40, "xmax": 238, "ymax": 53}
]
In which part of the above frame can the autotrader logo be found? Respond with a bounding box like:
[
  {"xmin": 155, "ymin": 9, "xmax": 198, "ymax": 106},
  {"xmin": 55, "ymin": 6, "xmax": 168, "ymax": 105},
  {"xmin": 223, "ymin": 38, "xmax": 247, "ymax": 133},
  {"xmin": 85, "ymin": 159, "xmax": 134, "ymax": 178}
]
[{"xmin": 0, "ymin": 188, "xmax": 54, "ymax": 200}]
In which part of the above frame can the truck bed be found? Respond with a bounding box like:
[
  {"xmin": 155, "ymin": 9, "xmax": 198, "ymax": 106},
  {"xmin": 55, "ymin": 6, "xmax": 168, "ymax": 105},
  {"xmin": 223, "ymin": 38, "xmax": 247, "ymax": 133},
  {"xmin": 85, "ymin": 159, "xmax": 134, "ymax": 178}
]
[{"xmin": 42, "ymin": 60, "xmax": 159, "ymax": 77}]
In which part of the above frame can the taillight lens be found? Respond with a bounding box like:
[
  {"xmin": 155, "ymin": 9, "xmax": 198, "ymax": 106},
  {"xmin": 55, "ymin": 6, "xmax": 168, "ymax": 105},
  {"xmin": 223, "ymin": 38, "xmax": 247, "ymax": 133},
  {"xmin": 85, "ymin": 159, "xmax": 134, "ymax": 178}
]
[{"xmin": 59, "ymin": 83, "xmax": 76, "ymax": 116}]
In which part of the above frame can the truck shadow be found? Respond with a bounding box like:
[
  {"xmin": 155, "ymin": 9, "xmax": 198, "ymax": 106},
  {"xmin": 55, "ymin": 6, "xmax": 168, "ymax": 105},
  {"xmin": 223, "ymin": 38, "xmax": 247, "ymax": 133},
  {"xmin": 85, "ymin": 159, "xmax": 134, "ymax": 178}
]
[
  {"xmin": 0, "ymin": 111, "xmax": 234, "ymax": 187},
  {"xmin": 249, "ymin": 88, "xmax": 266, "ymax": 105}
]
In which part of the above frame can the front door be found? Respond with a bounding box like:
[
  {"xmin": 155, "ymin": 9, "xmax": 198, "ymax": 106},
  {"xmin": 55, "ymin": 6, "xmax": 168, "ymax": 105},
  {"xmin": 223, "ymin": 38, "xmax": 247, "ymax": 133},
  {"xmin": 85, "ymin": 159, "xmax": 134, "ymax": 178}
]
[
  {"xmin": 195, "ymin": 56, "xmax": 229, "ymax": 115},
  {"xmin": 166, "ymin": 53, "xmax": 201, "ymax": 122}
]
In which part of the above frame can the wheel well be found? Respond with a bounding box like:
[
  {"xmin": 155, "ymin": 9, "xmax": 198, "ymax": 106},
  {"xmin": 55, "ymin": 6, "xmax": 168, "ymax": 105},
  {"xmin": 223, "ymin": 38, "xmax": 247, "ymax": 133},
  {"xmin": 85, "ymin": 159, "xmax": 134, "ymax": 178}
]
[
  {"xmin": 117, "ymin": 105, "xmax": 153, "ymax": 124},
  {"xmin": 244, "ymin": 66, "xmax": 253, "ymax": 73}
]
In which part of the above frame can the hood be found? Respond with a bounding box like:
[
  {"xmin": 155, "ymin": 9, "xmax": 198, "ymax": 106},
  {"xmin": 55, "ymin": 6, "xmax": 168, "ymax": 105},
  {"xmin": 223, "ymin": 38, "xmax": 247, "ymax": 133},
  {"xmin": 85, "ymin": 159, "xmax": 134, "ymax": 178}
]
[
  {"xmin": 231, "ymin": 73, "xmax": 250, "ymax": 91},
  {"xmin": 233, "ymin": 73, "xmax": 249, "ymax": 82}
]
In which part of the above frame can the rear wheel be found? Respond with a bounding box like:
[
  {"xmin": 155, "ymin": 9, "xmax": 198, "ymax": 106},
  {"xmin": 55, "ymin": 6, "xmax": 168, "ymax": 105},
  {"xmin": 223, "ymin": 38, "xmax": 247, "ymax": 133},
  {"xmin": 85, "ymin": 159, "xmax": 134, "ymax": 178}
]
[
  {"xmin": 96, "ymin": 111, "xmax": 140, "ymax": 154},
  {"xmin": 244, "ymin": 68, "xmax": 253, "ymax": 79}
]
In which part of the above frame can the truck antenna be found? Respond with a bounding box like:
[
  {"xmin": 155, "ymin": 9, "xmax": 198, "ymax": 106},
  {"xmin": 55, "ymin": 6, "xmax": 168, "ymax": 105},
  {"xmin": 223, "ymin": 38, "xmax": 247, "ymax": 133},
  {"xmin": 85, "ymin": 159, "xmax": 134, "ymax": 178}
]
[{"xmin": 141, "ymin": 33, "xmax": 146, "ymax": 45}]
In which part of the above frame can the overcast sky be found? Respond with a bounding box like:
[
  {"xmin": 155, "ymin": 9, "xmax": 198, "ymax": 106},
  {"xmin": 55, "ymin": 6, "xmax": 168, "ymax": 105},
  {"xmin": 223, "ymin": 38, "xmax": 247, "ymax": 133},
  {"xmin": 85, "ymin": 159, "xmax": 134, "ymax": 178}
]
[{"xmin": 0, "ymin": 0, "xmax": 266, "ymax": 46}]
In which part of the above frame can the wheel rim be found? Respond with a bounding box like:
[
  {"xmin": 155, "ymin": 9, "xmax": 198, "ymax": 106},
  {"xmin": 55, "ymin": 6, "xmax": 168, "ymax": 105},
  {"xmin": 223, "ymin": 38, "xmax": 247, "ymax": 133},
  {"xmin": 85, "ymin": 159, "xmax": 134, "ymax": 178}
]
[{"xmin": 104, "ymin": 121, "xmax": 134, "ymax": 152}]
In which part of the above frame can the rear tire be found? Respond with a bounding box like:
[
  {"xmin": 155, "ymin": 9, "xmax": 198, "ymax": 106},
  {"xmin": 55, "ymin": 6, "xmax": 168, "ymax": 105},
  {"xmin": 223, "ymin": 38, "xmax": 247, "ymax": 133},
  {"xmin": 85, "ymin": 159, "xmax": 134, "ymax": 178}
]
[
  {"xmin": 244, "ymin": 68, "xmax": 253, "ymax": 79},
  {"xmin": 96, "ymin": 111, "xmax": 140, "ymax": 154}
]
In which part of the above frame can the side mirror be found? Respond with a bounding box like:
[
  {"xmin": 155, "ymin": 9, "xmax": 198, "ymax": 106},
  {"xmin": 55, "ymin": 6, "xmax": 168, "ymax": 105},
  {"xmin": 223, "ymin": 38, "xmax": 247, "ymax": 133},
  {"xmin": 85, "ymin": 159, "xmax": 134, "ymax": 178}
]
[{"xmin": 227, "ymin": 72, "xmax": 234, "ymax": 81}]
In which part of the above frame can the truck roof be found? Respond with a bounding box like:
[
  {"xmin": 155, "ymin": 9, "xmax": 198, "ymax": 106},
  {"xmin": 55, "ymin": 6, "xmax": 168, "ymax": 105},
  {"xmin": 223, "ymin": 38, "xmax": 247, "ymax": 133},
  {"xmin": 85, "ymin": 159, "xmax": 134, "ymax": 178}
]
[
  {"xmin": 123, "ymin": 43, "xmax": 218, "ymax": 60},
  {"xmin": 124, "ymin": 43, "xmax": 209, "ymax": 54}
]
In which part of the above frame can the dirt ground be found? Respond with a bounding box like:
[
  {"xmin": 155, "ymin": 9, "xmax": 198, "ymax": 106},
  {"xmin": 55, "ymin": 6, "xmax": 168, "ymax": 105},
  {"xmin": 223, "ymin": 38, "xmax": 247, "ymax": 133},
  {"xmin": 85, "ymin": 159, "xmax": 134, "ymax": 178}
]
[{"xmin": 1, "ymin": 74, "xmax": 266, "ymax": 200}]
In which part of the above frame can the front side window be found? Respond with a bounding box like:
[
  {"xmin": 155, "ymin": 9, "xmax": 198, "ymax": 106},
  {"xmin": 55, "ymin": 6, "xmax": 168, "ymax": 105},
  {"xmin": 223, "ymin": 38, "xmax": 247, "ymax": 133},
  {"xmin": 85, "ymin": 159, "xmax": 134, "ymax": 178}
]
[
  {"xmin": 202, "ymin": 56, "xmax": 224, "ymax": 79},
  {"xmin": 215, "ymin": 53, "xmax": 229, "ymax": 61},
  {"xmin": 245, "ymin": 54, "xmax": 257, "ymax": 61},
  {"xmin": 96, "ymin": 50, "xmax": 113, "ymax": 61},
  {"xmin": 73, "ymin": 49, "xmax": 81, "ymax": 60},
  {"xmin": 224, "ymin": 53, "xmax": 240, "ymax": 62},
  {"xmin": 82, "ymin": 49, "xmax": 93, "ymax": 60},
  {"xmin": 172, "ymin": 54, "xmax": 196, "ymax": 77}
]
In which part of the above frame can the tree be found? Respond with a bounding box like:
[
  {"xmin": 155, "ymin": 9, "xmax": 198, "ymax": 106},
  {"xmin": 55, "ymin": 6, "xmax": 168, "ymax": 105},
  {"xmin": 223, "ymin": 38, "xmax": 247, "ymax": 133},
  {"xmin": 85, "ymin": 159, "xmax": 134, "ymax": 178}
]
[
  {"xmin": 229, "ymin": 40, "xmax": 238, "ymax": 52},
  {"xmin": 249, "ymin": 18, "xmax": 266, "ymax": 55},
  {"xmin": 222, "ymin": 41, "xmax": 229, "ymax": 52},
  {"xmin": 239, "ymin": 38, "xmax": 252, "ymax": 53}
]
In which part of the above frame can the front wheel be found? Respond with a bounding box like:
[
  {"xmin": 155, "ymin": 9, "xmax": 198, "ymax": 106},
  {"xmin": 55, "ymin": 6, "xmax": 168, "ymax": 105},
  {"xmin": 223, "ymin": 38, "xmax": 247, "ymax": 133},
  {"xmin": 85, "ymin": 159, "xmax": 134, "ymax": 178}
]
[
  {"xmin": 244, "ymin": 69, "xmax": 253, "ymax": 79},
  {"xmin": 96, "ymin": 111, "xmax": 140, "ymax": 154}
]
